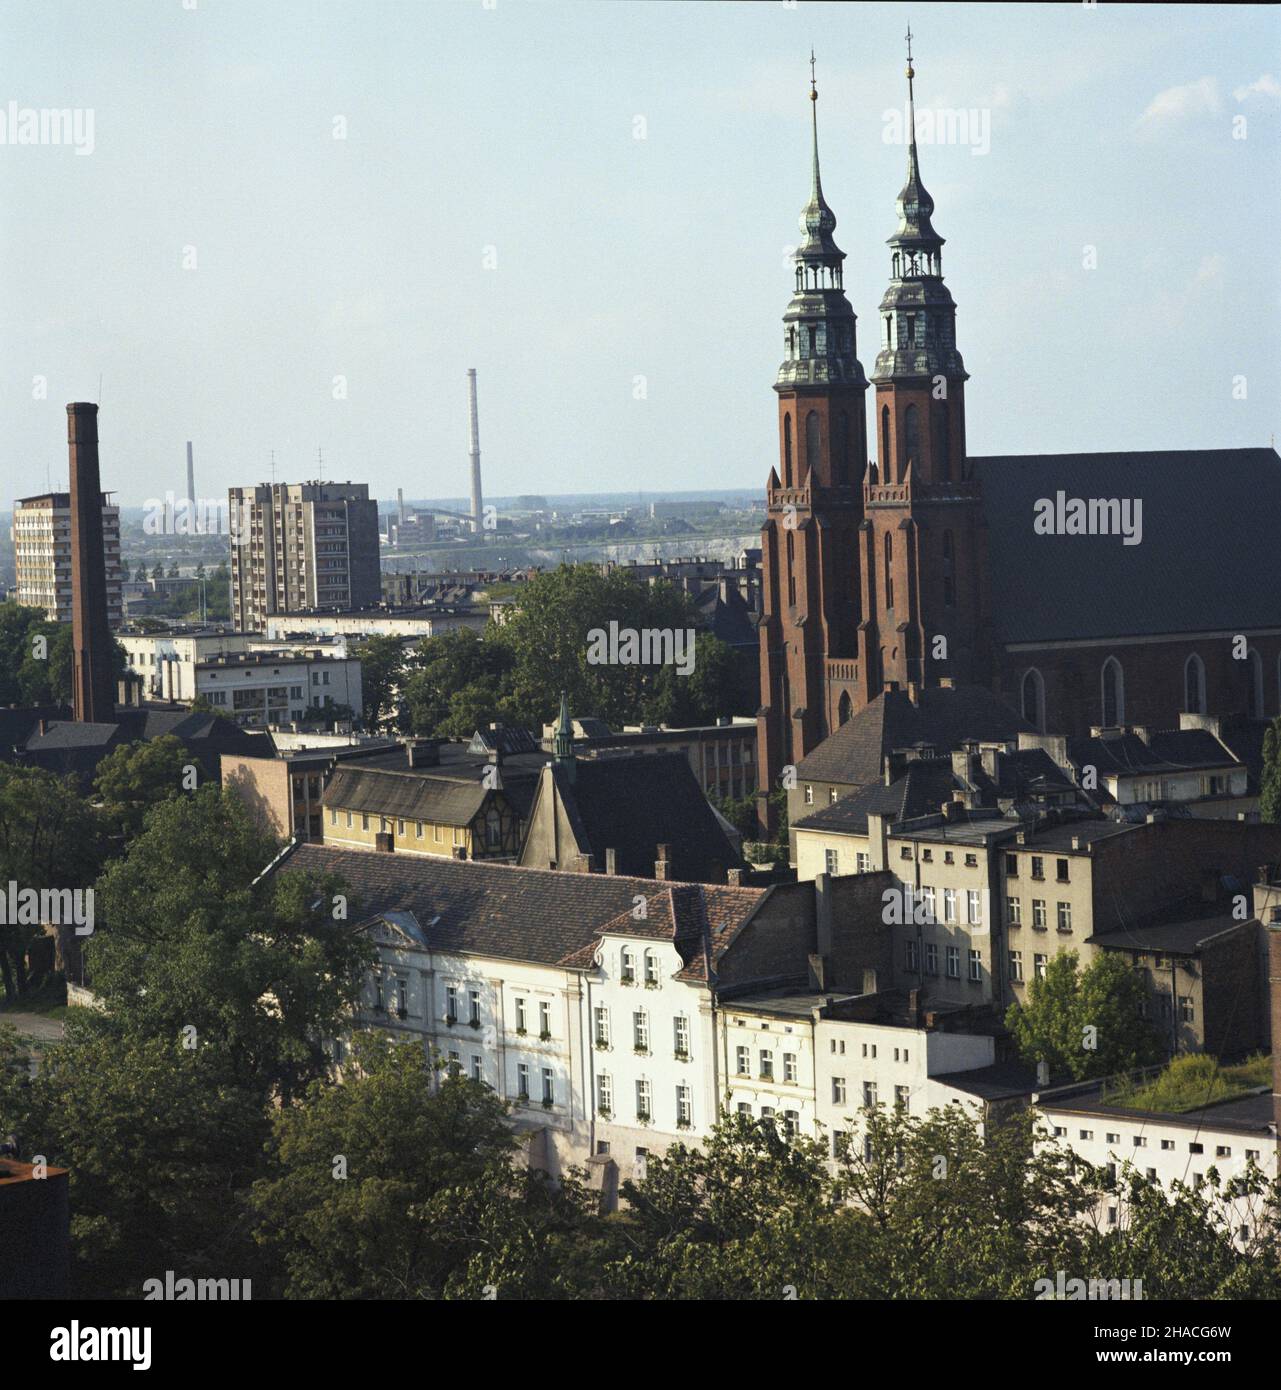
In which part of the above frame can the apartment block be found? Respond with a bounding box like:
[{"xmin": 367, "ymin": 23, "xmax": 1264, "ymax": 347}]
[
  {"xmin": 229, "ymin": 481, "xmax": 380, "ymax": 632},
  {"xmin": 11, "ymin": 491, "xmax": 123, "ymax": 626}
]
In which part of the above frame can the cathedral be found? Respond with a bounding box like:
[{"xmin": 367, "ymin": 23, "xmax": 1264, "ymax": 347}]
[{"xmin": 756, "ymin": 48, "xmax": 1281, "ymax": 811}]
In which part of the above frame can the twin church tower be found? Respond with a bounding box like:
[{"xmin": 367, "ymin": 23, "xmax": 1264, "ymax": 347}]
[{"xmin": 758, "ymin": 42, "xmax": 991, "ymax": 795}]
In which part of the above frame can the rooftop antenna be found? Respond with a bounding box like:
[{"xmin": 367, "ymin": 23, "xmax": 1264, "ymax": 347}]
[
  {"xmin": 270, "ymin": 449, "xmax": 277, "ymax": 486},
  {"xmin": 317, "ymin": 445, "xmax": 324, "ymax": 484}
]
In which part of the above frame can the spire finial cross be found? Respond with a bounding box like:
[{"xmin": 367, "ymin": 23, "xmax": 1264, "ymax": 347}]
[
  {"xmin": 809, "ymin": 49, "xmax": 817, "ymax": 97},
  {"xmin": 905, "ymin": 24, "xmax": 914, "ymax": 63}
]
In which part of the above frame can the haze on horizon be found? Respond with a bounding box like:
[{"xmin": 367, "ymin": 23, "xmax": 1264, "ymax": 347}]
[{"xmin": 1, "ymin": 0, "xmax": 1277, "ymax": 509}]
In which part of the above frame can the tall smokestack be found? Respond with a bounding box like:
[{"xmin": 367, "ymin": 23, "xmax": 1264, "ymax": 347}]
[
  {"xmin": 467, "ymin": 367, "xmax": 482, "ymax": 535},
  {"xmin": 67, "ymin": 403, "xmax": 114, "ymax": 724},
  {"xmin": 397, "ymin": 486, "xmax": 404, "ymax": 529},
  {"xmin": 186, "ymin": 440, "xmax": 197, "ymax": 532}
]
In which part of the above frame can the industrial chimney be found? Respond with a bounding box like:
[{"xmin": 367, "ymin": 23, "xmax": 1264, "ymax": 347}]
[
  {"xmin": 467, "ymin": 367, "xmax": 483, "ymax": 535},
  {"xmin": 67, "ymin": 403, "xmax": 114, "ymax": 724},
  {"xmin": 186, "ymin": 439, "xmax": 196, "ymax": 525}
]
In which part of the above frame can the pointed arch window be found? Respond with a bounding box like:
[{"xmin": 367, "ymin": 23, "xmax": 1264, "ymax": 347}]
[
  {"xmin": 806, "ymin": 326, "xmax": 816, "ymax": 357},
  {"xmin": 1183, "ymin": 654, "xmax": 1206, "ymax": 715},
  {"xmin": 1101, "ymin": 657, "xmax": 1125, "ymax": 727},
  {"xmin": 932, "ymin": 399, "xmax": 951, "ymax": 480},
  {"xmin": 1021, "ymin": 669, "xmax": 1045, "ymax": 732},
  {"xmin": 942, "ymin": 530, "xmax": 955, "ymax": 609},
  {"xmin": 1247, "ymin": 648, "xmax": 1264, "ymax": 719},
  {"xmin": 783, "ymin": 414, "xmax": 793, "ymax": 488},
  {"xmin": 834, "ymin": 411, "xmax": 850, "ymax": 486},
  {"xmin": 786, "ymin": 530, "xmax": 796, "ymax": 607},
  {"xmin": 838, "ymin": 691, "xmax": 852, "ymax": 727},
  {"xmin": 805, "ymin": 411, "xmax": 821, "ymax": 477},
  {"xmin": 884, "ymin": 533, "xmax": 894, "ymax": 611},
  {"xmin": 903, "ymin": 405, "xmax": 920, "ymax": 475},
  {"xmin": 880, "ymin": 406, "xmax": 891, "ymax": 482}
]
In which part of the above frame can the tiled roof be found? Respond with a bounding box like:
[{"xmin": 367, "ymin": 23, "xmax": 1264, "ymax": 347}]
[
  {"xmin": 324, "ymin": 765, "xmax": 490, "ymax": 827},
  {"xmin": 794, "ymin": 758, "xmax": 957, "ymax": 835},
  {"xmin": 279, "ymin": 843, "xmax": 691, "ymax": 967},
  {"xmin": 973, "ymin": 448, "xmax": 1281, "ymax": 644},
  {"xmin": 795, "ymin": 686, "xmax": 1031, "ymax": 788}
]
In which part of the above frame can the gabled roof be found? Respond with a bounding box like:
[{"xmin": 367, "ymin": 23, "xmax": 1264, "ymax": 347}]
[
  {"xmin": 1067, "ymin": 728, "xmax": 1241, "ymax": 779},
  {"xmin": 795, "ymin": 686, "xmax": 1031, "ymax": 789},
  {"xmin": 278, "ymin": 843, "xmax": 745, "ymax": 969},
  {"xmin": 529, "ymin": 753, "xmax": 741, "ymax": 882},
  {"xmin": 972, "ymin": 448, "xmax": 1281, "ymax": 644}
]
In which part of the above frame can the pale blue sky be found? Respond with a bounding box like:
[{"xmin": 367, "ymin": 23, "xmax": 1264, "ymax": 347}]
[{"xmin": 1, "ymin": 0, "xmax": 1277, "ymax": 506}]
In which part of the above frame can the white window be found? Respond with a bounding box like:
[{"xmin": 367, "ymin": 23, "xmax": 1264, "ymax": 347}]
[
  {"xmin": 966, "ymin": 889, "xmax": 982, "ymax": 925},
  {"xmin": 1034, "ymin": 953, "xmax": 1048, "ymax": 979},
  {"xmin": 635, "ymin": 1078, "xmax": 652, "ymax": 1120},
  {"xmin": 514, "ymin": 997, "xmax": 527, "ymax": 1034},
  {"xmin": 968, "ymin": 949, "xmax": 981, "ymax": 982},
  {"xmin": 445, "ymin": 984, "xmax": 458, "ymax": 1022},
  {"xmin": 643, "ymin": 950, "xmax": 659, "ymax": 986},
  {"xmin": 759, "ymin": 1048, "xmax": 774, "ymax": 1080},
  {"xmin": 675, "ymin": 1084, "xmax": 692, "ymax": 1128},
  {"xmin": 594, "ymin": 1005, "xmax": 610, "ymax": 1048},
  {"xmin": 1009, "ymin": 950, "xmax": 1024, "ymax": 982},
  {"xmin": 804, "ymin": 785, "xmax": 814, "ymax": 805},
  {"xmin": 517, "ymin": 1062, "xmax": 529, "ymax": 1099},
  {"xmin": 673, "ymin": 1015, "xmax": 690, "ymax": 1058},
  {"xmin": 539, "ymin": 1000, "xmax": 552, "ymax": 1038},
  {"xmin": 943, "ymin": 888, "xmax": 957, "ymax": 923},
  {"xmin": 832, "ymin": 1076, "xmax": 847, "ymax": 1104},
  {"xmin": 863, "ymin": 1081, "xmax": 878, "ymax": 1107},
  {"xmin": 856, "ymin": 852, "xmax": 870, "ymax": 873},
  {"xmin": 468, "ymin": 989, "xmax": 481, "ymax": 1026},
  {"xmin": 541, "ymin": 1067, "xmax": 554, "ymax": 1105},
  {"xmin": 783, "ymin": 1109, "xmax": 799, "ymax": 1137},
  {"xmin": 825, "ymin": 848, "xmax": 839, "ymax": 875},
  {"xmin": 783, "ymin": 1052, "xmax": 797, "ymax": 1083},
  {"xmin": 620, "ymin": 948, "xmax": 636, "ymax": 984},
  {"xmin": 1057, "ymin": 901, "xmax": 1072, "ymax": 932},
  {"xmin": 735, "ymin": 1045, "xmax": 750, "ymax": 1075},
  {"xmin": 1007, "ymin": 895, "xmax": 1021, "ymax": 927},
  {"xmin": 1032, "ymin": 899, "xmax": 1047, "ymax": 929},
  {"xmin": 471, "ymin": 1055, "xmax": 483, "ymax": 1083},
  {"xmin": 945, "ymin": 946, "xmax": 960, "ymax": 978},
  {"xmin": 905, "ymin": 939, "xmax": 919, "ymax": 971},
  {"xmin": 633, "ymin": 1010, "xmax": 649, "ymax": 1052},
  {"xmin": 920, "ymin": 885, "xmax": 936, "ymax": 921},
  {"xmin": 597, "ymin": 1072, "xmax": 613, "ymax": 1115}
]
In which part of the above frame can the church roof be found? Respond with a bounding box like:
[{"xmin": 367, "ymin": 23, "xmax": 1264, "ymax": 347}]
[{"xmin": 973, "ymin": 448, "xmax": 1281, "ymax": 644}]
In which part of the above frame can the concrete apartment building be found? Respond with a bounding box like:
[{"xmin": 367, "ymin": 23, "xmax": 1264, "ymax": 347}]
[
  {"xmin": 263, "ymin": 605, "xmax": 486, "ymax": 642},
  {"xmin": 229, "ymin": 481, "xmax": 380, "ymax": 632},
  {"xmin": 11, "ymin": 491, "xmax": 123, "ymax": 626}
]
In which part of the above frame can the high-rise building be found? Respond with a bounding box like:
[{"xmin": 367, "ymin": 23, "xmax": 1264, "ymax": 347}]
[
  {"xmin": 228, "ymin": 480, "xmax": 380, "ymax": 632},
  {"xmin": 11, "ymin": 488, "xmax": 123, "ymax": 628}
]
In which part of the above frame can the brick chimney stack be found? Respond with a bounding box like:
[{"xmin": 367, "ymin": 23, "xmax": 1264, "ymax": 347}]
[{"xmin": 67, "ymin": 403, "xmax": 114, "ymax": 724}]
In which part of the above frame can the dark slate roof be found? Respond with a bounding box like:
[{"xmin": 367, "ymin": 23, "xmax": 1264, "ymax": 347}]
[
  {"xmin": 1037, "ymin": 1083, "xmax": 1275, "ymax": 1134},
  {"xmin": 793, "ymin": 758, "xmax": 957, "ymax": 835},
  {"xmin": 345, "ymin": 742, "xmax": 546, "ymax": 819},
  {"xmin": 0, "ymin": 706, "xmax": 66, "ymax": 758},
  {"xmin": 324, "ymin": 765, "xmax": 490, "ymax": 827},
  {"xmin": 795, "ymin": 686, "xmax": 1031, "ymax": 788},
  {"xmin": 1067, "ymin": 729, "xmax": 1239, "ymax": 778},
  {"xmin": 276, "ymin": 843, "xmax": 757, "ymax": 969},
  {"xmin": 23, "ymin": 721, "xmax": 120, "ymax": 750},
  {"xmin": 972, "ymin": 449, "xmax": 1281, "ymax": 644},
  {"xmin": 536, "ymin": 753, "xmax": 742, "ymax": 882},
  {"xmin": 931, "ymin": 1061, "xmax": 1042, "ymax": 1101},
  {"xmin": 1088, "ymin": 912, "xmax": 1244, "ymax": 955}
]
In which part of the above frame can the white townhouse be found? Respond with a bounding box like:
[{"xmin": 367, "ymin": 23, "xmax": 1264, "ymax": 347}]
[{"xmin": 1034, "ymin": 1080, "xmax": 1279, "ymax": 1239}]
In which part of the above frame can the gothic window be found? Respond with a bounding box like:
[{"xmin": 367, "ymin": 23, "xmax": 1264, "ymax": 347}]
[
  {"xmin": 786, "ymin": 531, "xmax": 796, "ymax": 607},
  {"xmin": 942, "ymin": 530, "xmax": 955, "ymax": 608},
  {"xmin": 1101, "ymin": 657, "xmax": 1124, "ymax": 727},
  {"xmin": 883, "ymin": 314, "xmax": 892, "ymax": 346},
  {"xmin": 1183, "ymin": 654, "xmax": 1205, "ymax": 715},
  {"xmin": 881, "ymin": 406, "xmax": 891, "ymax": 481},
  {"xmin": 1021, "ymin": 669, "xmax": 1045, "ymax": 732},
  {"xmin": 1247, "ymin": 649, "xmax": 1264, "ymax": 719},
  {"xmin": 807, "ymin": 326, "xmax": 816, "ymax": 356},
  {"xmin": 834, "ymin": 412, "xmax": 850, "ymax": 485},
  {"xmin": 805, "ymin": 411, "xmax": 821, "ymax": 477},
  {"xmin": 838, "ymin": 691, "xmax": 852, "ymax": 726},
  {"xmin": 892, "ymin": 252, "xmax": 900, "ymax": 278},
  {"xmin": 783, "ymin": 414, "xmax": 793, "ymax": 488},
  {"xmin": 787, "ymin": 327, "xmax": 796, "ymax": 358},
  {"xmin": 932, "ymin": 400, "xmax": 951, "ymax": 480},
  {"xmin": 884, "ymin": 533, "xmax": 894, "ymax": 611},
  {"xmin": 903, "ymin": 404, "xmax": 920, "ymax": 474}
]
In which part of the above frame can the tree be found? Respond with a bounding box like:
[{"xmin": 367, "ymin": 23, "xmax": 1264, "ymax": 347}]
[
  {"xmin": 88, "ymin": 785, "xmax": 372, "ymax": 1102},
  {"xmin": 0, "ymin": 765, "xmax": 103, "ymax": 999},
  {"xmin": 401, "ymin": 627, "xmax": 513, "ymax": 738},
  {"xmin": 0, "ymin": 1025, "xmax": 270, "ymax": 1298},
  {"xmin": 1261, "ymin": 717, "xmax": 1281, "ymax": 823},
  {"xmin": 93, "ymin": 734, "xmax": 194, "ymax": 840},
  {"xmin": 1005, "ymin": 949, "xmax": 1164, "ymax": 1082},
  {"xmin": 133, "ymin": 565, "xmax": 148, "ymax": 582},
  {"xmin": 251, "ymin": 1033, "xmax": 596, "ymax": 1299},
  {"xmin": 151, "ymin": 563, "xmax": 165, "ymax": 580},
  {"xmin": 355, "ymin": 634, "xmax": 406, "ymax": 731}
]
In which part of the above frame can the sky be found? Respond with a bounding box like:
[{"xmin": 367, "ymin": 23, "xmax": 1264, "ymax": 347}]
[{"xmin": 1, "ymin": 0, "xmax": 1277, "ymax": 508}]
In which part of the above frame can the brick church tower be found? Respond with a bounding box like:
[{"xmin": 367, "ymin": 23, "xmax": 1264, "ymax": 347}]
[
  {"xmin": 857, "ymin": 36, "xmax": 991, "ymax": 705},
  {"xmin": 757, "ymin": 62, "xmax": 871, "ymax": 814}
]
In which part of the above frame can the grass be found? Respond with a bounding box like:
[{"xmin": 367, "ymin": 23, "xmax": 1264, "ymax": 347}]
[{"xmin": 1103, "ymin": 1053, "xmax": 1272, "ymax": 1114}]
